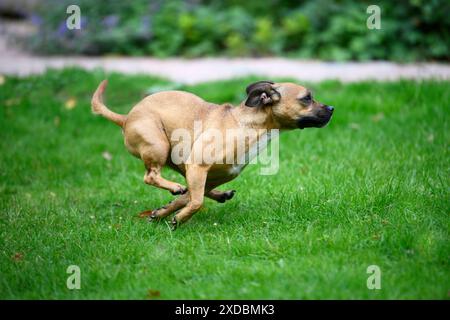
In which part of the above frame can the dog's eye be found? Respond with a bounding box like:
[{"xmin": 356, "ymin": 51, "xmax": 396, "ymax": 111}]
[{"xmin": 299, "ymin": 94, "xmax": 312, "ymax": 105}]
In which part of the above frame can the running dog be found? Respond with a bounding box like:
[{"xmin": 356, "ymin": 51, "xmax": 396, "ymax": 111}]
[{"xmin": 91, "ymin": 80, "xmax": 334, "ymax": 229}]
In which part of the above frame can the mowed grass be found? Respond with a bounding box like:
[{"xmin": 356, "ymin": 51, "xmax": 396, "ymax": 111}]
[{"xmin": 0, "ymin": 68, "xmax": 448, "ymax": 299}]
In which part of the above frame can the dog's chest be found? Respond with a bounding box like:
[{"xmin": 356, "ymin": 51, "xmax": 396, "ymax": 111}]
[{"xmin": 228, "ymin": 131, "xmax": 272, "ymax": 176}]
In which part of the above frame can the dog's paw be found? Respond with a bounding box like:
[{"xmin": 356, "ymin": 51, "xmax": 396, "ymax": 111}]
[
  {"xmin": 170, "ymin": 217, "xmax": 179, "ymax": 231},
  {"xmin": 140, "ymin": 207, "xmax": 165, "ymax": 220},
  {"xmin": 170, "ymin": 186, "xmax": 188, "ymax": 196},
  {"xmin": 148, "ymin": 210, "xmax": 162, "ymax": 222},
  {"xmin": 138, "ymin": 210, "xmax": 154, "ymax": 218},
  {"xmin": 225, "ymin": 189, "xmax": 236, "ymax": 200},
  {"xmin": 218, "ymin": 190, "xmax": 236, "ymax": 203}
]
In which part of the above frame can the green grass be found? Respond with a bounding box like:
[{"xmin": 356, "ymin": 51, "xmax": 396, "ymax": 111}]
[{"xmin": 0, "ymin": 68, "xmax": 448, "ymax": 299}]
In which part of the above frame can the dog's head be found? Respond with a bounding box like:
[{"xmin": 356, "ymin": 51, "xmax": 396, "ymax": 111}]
[{"xmin": 244, "ymin": 80, "xmax": 334, "ymax": 129}]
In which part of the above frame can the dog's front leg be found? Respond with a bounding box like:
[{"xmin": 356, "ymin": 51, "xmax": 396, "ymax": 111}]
[
  {"xmin": 206, "ymin": 189, "xmax": 236, "ymax": 203},
  {"xmin": 171, "ymin": 164, "xmax": 209, "ymax": 229}
]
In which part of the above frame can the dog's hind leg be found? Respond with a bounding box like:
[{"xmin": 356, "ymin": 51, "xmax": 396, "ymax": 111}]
[
  {"xmin": 143, "ymin": 165, "xmax": 187, "ymax": 195},
  {"xmin": 139, "ymin": 192, "xmax": 190, "ymax": 220},
  {"xmin": 126, "ymin": 119, "xmax": 187, "ymax": 195},
  {"xmin": 140, "ymin": 188, "xmax": 234, "ymax": 220},
  {"xmin": 139, "ymin": 138, "xmax": 187, "ymax": 195},
  {"xmin": 140, "ymin": 188, "xmax": 235, "ymax": 219}
]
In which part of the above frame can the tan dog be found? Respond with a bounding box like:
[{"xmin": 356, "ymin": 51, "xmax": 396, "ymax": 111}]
[{"xmin": 91, "ymin": 80, "xmax": 334, "ymax": 229}]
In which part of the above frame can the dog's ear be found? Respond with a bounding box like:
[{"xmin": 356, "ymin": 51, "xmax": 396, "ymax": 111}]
[
  {"xmin": 245, "ymin": 80, "xmax": 274, "ymax": 94},
  {"xmin": 244, "ymin": 81, "xmax": 280, "ymax": 108}
]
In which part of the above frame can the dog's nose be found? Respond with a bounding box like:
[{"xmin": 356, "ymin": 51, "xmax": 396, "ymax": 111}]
[{"xmin": 326, "ymin": 105, "xmax": 334, "ymax": 112}]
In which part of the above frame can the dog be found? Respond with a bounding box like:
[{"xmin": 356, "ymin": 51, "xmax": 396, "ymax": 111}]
[{"xmin": 91, "ymin": 80, "xmax": 334, "ymax": 229}]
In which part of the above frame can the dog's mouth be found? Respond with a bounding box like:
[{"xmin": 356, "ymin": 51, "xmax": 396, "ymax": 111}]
[
  {"xmin": 297, "ymin": 106, "xmax": 334, "ymax": 129},
  {"xmin": 297, "ymin": 115, "xmax": 332, "ymax": 129}
]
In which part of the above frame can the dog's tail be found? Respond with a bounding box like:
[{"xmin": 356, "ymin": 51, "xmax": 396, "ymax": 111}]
[{"xmin": 91, "ymin": 80, "xmax": 126, "ymax": 127}]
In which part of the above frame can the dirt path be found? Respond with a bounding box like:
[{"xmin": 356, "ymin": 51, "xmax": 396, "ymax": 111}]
[
  {"xmin": 0, "ymin": 55, "xmax": 450, "ymax": 84},
  {"xmin": 2, "ymin": 54, "xmax": 449, "ymax": 84},
  {"xmin": 1, "ymin": 21, "xmax": 449, "ymax": 84}
]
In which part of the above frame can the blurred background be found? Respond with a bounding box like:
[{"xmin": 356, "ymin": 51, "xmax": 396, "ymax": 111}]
[{"xmin": 0, "ymin": 0, "xmax": 448, "ymax": 61}]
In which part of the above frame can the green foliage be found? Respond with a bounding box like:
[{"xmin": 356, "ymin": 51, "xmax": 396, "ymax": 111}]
[{"xmin": 27, "ymin": 0, "xmax": 450, "ymax": 60}]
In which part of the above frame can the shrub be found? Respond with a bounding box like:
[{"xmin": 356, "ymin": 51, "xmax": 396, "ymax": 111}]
[{"xmin": 25, "ymin": 0, "xmax": 449, "ymax": 61}]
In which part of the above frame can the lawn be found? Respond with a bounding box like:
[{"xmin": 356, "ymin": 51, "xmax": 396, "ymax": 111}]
[{"xmin": 0, "ymin": 68, "xmax": 448, "ymax": 299}]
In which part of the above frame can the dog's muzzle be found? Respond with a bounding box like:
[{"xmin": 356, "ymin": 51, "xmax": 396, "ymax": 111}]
[{"xmin": 297, "ymin": 105, "xmax": 334, "ymax": 129}]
